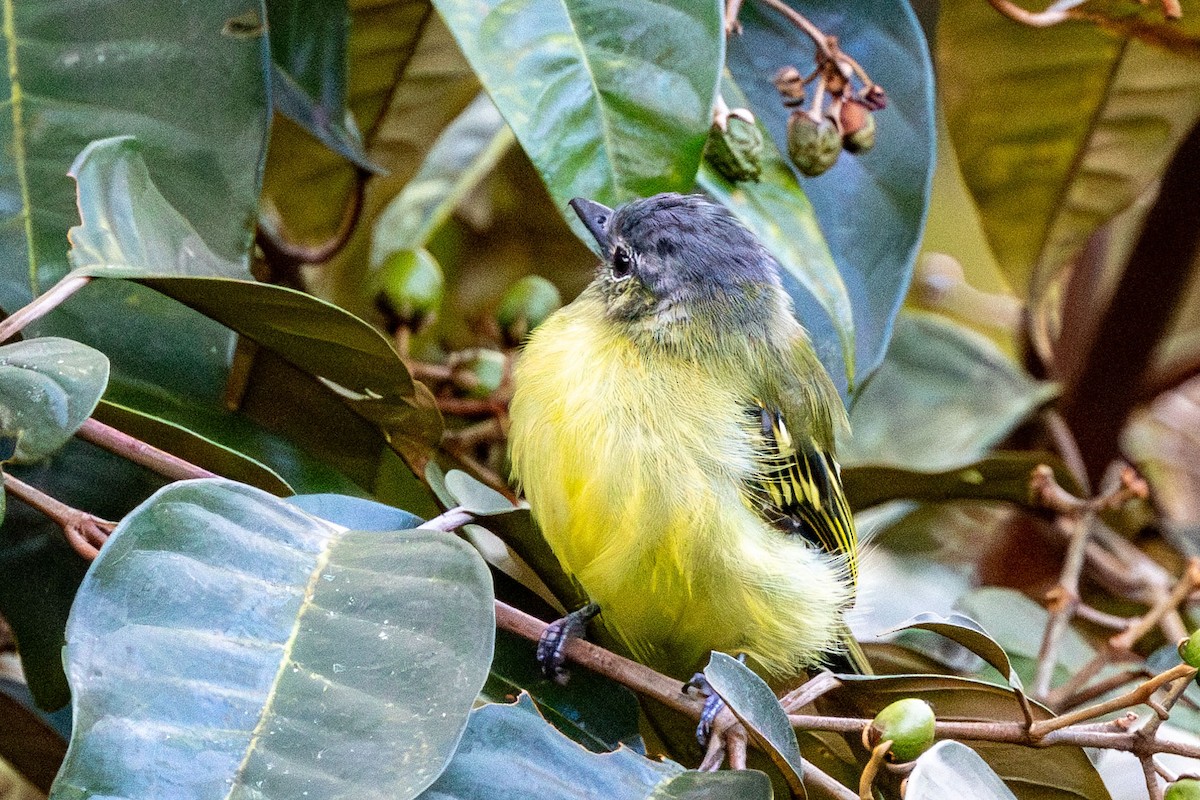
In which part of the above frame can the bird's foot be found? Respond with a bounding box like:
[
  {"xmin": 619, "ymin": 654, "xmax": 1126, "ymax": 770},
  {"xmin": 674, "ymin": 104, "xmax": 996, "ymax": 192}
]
[
  {"xmin": 684, "ymin": 653, "xmax": 748, "ymax": 746},
  {"xmin": 536, "ymin": 602, "xmax": 600, "ymax": 684}
]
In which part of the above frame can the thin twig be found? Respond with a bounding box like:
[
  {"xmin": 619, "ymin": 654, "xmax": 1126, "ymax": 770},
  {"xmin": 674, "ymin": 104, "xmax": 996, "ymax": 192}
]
[
  {"xmin": 76, "ymin": 419, "xmax": 218, "ymax": 482},
  {"xmin": 3, "ymin": 473, "xmax": 115, "ymax": 560},
  {"xmin": 1056, "ymin": 669, "xmax": 1147, "ymax": 712},
  {"xmin": 1029, "ymin": 664, "xmax": 1197, "ymax": 737},
  {"xmin": 0, "ymin": 274, "xmax": 92, "ymax": 344},
  {"xmin": 986, "ymin": 0, "xmax": 1072, "ymax": 27},
  {"xmin": 755, "ymin": 0, "xmax": 835, "ymax": 56}
]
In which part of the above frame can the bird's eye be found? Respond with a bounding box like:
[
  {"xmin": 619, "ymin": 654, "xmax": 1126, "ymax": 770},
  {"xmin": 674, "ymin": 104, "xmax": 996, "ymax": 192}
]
[{"xmin": 612, "ymin": 246, "xmax": 633, "ymax": 280}]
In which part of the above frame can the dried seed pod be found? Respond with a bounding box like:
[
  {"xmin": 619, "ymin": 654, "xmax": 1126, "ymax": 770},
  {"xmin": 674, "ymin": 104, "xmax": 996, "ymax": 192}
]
[
  {"xmin": 786, "ymin": 112, "xmax": 841, "ymax": 177},
  {"xmin": 861, "ymin": 84, "xmax": 888, "ymax": 111},
  {"xmin": 772, "ymin": 66, "xmax": 806, "ymax": 107},
  {"xmin": 840, "ymin": 100, "xmax": 876, "ymax": 154},
  {"xmin": 704, "ymin": 113, "xmax": 764, "ymax": 182}
]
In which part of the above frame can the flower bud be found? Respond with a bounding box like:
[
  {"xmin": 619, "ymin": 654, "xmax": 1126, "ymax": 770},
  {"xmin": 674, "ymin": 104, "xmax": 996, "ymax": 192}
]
[
  {"xmin": 786, "ymin": 112, "xmax": 841, "ymax": 177},
  {"xmin": 704, "ymin": 113, "xmax": 764, "ymax": 183},
  {"xmin": 497, "ymin": 276, "xmax": 562, "ymax": 346},
  {"xmin": 375, "ymin": 249, "xmax": 444, "ymax": 332}
]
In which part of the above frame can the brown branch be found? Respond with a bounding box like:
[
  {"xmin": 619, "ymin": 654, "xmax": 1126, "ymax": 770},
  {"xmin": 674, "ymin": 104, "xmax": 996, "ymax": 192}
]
[
  {"xmin": 3, "ymin": 473, "xmax": 114, "ymax": 560},
  {"xmin": 754, "ymin": 0, "xmax": 836, "ymax": 57},
  {"xmin": 0, "ymin": 274, "xmax": 92, "ymax": 344},
  {"xmin": 1030, "ymin": 663, "xmax": 1197, "ymax": 737},
  {"xmin": 985, "ymin": 0, "xmax": 1072, "ymax": 27},
  {"xmin": 76, "ymin": 418, "xmax": 218, "ymax": 482}
]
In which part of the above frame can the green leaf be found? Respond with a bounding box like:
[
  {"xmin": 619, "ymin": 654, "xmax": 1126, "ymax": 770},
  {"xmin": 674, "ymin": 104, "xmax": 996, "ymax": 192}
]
[
  {"xmin": 955, "ymin": 587, "xmax": 1096, "ymax": 674},
  {"xmin": 477, "ymin": 507, "xmax": 586, "ymax": 612},
  {"xmin": 843, "ymin": 452, "xmax": 1081, "ymax": 512},
  {"xmin": 727, "ymin": 0, "xmax": 935, "ymax": 385},
  {"xmin": 938, "ymin": 2, "xmax": 1200, "ymax": 303},
  {"xmin": 92, "ymin": 401, "xmax": 294, "ymax": 497},
  {"xmin": 887, "ymin": 612, "xmax": 1026, "ymax": 699},
  {"xmin": 287, "ymin": 492, "xmax": 424, "ymax": 531},
  {"xmin": 54, "ymin": 479, "xmax": 494, "ymax": 800},
  {"xmin": 371, "ymin": 93, "xmax": 514, "ymax": 265},
  {"xmin": 431, "ymin": 0, "xmax": 724, "ymax": 235},
  {"xmin": 826, "ymin": 674, "xmax": 1112, "ymax": 800},
  {"xmin": 419, "ymin": 694, "xmax": 772, "ymax": 800},
  {"xmin": 0, "ymin": 0, "xmax": 269, "ymax": 311},
  {"xmin": 482, "ymin": 629, "xmax": 641, "ymax": 752},
  {"xmin": 67, "ymin": 136, "xmax": 444, "ymax": 460},
  {"xmin": 704, "ymin": 652, "xmax": 805, "ymax": 796},
  {"xmin": 697, "ymin": 77, "xmax": 854, "ymax": 386},
  {"xmin": 271, "ymin": 65, "xmax": 379, "ymax": 172},
  {"xmin": 907, "ymin": 741, "xmax": 1017, "ymax": 800},
  {"xmin": 842, "ymin": 312, "xmax": 1057, "ymax": 471},
  {"xmin": 0, "ymin": 338, "xmax": 108, "ymax": 464},
  {"xmin": 444, "ymin": 469, "xmax": 517, "ymax": 516}
]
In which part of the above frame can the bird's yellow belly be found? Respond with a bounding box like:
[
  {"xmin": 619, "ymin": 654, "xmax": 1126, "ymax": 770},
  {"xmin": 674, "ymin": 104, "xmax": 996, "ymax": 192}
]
[{"xmin": 509, "ymin": 307, "xmax": 848, "ymax": 679}]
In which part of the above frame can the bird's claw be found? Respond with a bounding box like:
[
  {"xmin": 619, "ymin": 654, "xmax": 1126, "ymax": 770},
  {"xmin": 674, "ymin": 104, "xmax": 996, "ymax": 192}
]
[
  {"xmin": 536, "ymin": 602, "xmax": 600, "ymax": 684},
  {"xmin": 683, "ymin": 673, "xmax": 728, "ymax": 746}
]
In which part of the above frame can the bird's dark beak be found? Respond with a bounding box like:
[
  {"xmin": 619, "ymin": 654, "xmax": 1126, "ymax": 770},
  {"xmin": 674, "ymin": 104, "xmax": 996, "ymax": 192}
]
[{"xmin": 569, "ymin": 197, "xmax": 613, "ymax": 251}]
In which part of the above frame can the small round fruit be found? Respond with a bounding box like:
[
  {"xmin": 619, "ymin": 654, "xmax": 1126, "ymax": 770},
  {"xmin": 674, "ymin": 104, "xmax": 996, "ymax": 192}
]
[
  {"xmin": 1178, "ymin": 631, "xmax": 1200, "ymax": 669},
  {"xmin": 376, "ymin": 249, "xmax": 444, "ymax": 332},
  {"xmin": 497, "ymin": 276, "xmax": 562, "ymax": 346},
  {"xmin": 869, "ymin": 699, "xmax": 935, "ymax": 762},
  {"xmin": 1166, "ymin": 778, "xmax": 1200, "ymax": 800},
  {"xmin": 705, "ymin": 114, "xmax": 764, "ymax": 183},
  {"xmin": 786, "ymin": 112, "xmax": 841, "ymax": 177},
  {"xmin": 842, "ymin": 110, "xmax": 876, "ymax": 154},
  {"xmin": 459, "ymin": 349, "xmax": 507, "ymax": 399}
]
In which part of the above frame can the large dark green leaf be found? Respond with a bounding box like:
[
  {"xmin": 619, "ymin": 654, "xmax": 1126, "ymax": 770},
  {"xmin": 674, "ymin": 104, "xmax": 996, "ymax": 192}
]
[
  {"xmin": 431, "ymin": 0, "xmax": 724, "ymax": 237},
  {"xmin": 727, "ymin": 0, "xmax": 936, "ymax": 385},
  {"xmin": 0, "ymin": 338, "xmax": 108, "ymax": 464},
  {"xmin": 54, "ymin": 479, "xmax": 494, "ymax": 800},
  {"xmin": 939, "ymin": 2, "xmax": 1200, "ymax": 307},
  {"xmin": 419, "ymin": 694, "xmax": 771, "ymax": 800},
  {"xmin": 842, "ymin": 312, "xmax": 1056, "ymax": 471},
  {"xmin": 66, "ymin": 136, "xmax": 443, "ymax": 460}
]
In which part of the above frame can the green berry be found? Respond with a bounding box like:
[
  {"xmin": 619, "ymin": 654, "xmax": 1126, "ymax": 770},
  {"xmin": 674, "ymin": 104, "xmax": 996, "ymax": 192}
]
[
  {"xmin": 1178, "ymin": 632, "xmax": 1200, "ymax": 669},
  {"xmin": 786, "ymin": 112, "xmax": 841, "ymax": 177},
  {"xmin": 496, "ymin": 276, "xmax": 562, "ymax": 346},
  {"xmin": 376, "ymin": 249, "xmax": 444, "ymax": 332},
  {"xmin": 869, "ymin": 699, "xmax": 935, "ymax": 762},
  {"xmin": 704, "ymin": 114, "xmax": 764, "ymax": 183},
  {"xmin": 459, "ymin": 349, "xmax": 507, "ymax": 399},
  {"xmin": 839, "ymin": 100, "xmax": 876, "ymax": 154},
  {"xmin": 1166, "ymin": 778, "xmax": 1200, "ymax": 800}
]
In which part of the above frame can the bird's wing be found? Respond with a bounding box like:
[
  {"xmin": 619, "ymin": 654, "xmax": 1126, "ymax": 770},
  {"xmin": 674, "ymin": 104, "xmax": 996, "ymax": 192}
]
[{"xmin": 749, "ymin": 400, "xmax": 858, "ymax": 591}]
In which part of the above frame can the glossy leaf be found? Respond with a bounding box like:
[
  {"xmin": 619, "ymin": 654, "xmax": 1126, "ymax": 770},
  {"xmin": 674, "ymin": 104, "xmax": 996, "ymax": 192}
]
[
  {"xmin": 888, "ymin": 612, "xmax": 1026, "ymax": 698},
  {"xmin": 827, "ymin": 674, "xmax": 1111, "ymax": 800},
  {"xmin": 54, "ymin": 479, "xmax": 494, "ymax": 800},
  {"xmin": 938, "ymin": 2, "xmax": 1200, "ymax": 305},
  {"xmin": 843, "ymin": 452, "xmax": 1080, "ymax": 512},
  {"xmin": 955, "ymin": 587, "xmax": 1096, "ymax": 674},
  {"xmin": 727, "ymin": 0, "xmax": 936, "ymax": 385},
  {"xmin": 907, "ymin": 741, "xmax": 1017, "ymax": 800},
  {"xmin": 287, "ymin": 491, "xmax": 424, "ymax": 531},
  {"xmin": 66, "ymin": 136, "xmax": 443, "ymax": 459},
  {"xmin": 444, "ymin": 469, "xmax": 518, "ymax": 516},
  {"xmin": 419, "ymin": 694, "xmax": 772, "ymax": 800},
  {"xmin": 432, "ymin": 0, "xmax": 724, "ymax": 235},
  {"xmin": 0, "ymin": 338, "xmax": 108, "ymax": 464},
  {"xmin": 0, "ymin": 0, "xmax": 269, "ymax": 311},
  {"xmin": 841, "ymin": 312, "xmax": 1057, "ymax": 471},
  {"xmin": 372, "ymin": 93, "xmax": 514, "ymax": 265},
  {"xmin": 704, "ymin": 652, "xmax": 805, "ymax": 794}
]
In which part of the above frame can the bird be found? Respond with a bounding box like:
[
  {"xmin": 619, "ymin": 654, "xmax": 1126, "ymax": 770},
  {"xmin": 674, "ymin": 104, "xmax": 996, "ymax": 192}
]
[{"xmin": 507, "ymin": 192, "xmax": 860, "ymax": 737}]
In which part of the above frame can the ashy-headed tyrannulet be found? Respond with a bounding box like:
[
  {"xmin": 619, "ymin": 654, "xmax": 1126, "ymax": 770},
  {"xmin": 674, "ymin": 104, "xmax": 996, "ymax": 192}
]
[{"xmin": 509, "ymin": 193, "xmax": 858, "ymax": 709}]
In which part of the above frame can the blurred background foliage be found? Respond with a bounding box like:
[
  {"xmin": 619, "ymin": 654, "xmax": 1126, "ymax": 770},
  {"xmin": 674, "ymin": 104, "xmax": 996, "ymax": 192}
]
[{"xmin": 0, "ymin": 0, "xmax": 1198, "ymax": 797}]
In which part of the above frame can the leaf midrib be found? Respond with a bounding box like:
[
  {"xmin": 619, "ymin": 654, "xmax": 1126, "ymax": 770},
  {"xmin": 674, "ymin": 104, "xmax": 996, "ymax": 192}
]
[{"xmin": 1, "ymin": 0, "xmax": 36, "ymax": 297}]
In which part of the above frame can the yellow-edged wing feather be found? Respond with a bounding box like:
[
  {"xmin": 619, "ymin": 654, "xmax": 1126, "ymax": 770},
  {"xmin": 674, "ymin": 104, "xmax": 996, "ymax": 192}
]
[{"xmin": 751, "ymin": 400, "xmax": 858, "ymax": 592}]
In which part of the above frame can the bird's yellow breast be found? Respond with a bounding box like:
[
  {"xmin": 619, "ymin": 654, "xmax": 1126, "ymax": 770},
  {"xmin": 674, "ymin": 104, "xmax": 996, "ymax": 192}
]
[{"xmin": 509, "ymin": 293, "xmax": 849, "ymax": 679}]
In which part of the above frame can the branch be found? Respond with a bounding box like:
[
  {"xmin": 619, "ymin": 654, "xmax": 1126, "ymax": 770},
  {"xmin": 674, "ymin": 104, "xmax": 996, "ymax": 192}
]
[
  {"xmin": 0, "ymin": 274, "xmax": 92, "ymax": 344},
  {"xmin": 3, "ymin": 473, "xmax": 114, "ymax": 560},
  {"xmin": 76, "ymin": 418, "xmax": 218, "ymax": 482}
]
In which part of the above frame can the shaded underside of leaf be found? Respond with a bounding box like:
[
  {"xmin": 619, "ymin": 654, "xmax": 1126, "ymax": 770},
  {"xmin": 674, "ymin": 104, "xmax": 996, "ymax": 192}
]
[{"xmin": 55, "ymin": 479, "xmax": 495, "ymax": 800}]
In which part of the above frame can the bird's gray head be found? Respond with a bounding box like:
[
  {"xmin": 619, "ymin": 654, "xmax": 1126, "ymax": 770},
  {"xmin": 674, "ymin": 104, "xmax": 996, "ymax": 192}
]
[{"xmin": 570, "ymin": 193, "xmax": 788, "ymax": 340}]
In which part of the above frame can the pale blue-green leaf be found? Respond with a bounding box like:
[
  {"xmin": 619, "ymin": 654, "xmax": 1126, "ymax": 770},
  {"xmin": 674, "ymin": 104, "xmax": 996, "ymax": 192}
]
[
  {"xmin": 444, "ymin": 469, "xmax": 517, "ymax": 516},
  {"xmin": 906, "ymin": 741, "xmax": 1018, "ymax": 800},
  {"xmin": 419, "ymin": 694, "xmax": 771, "ymax": 800},
  {"xmin": 0, "ymin": 338, "xmax": 108, "ymax": 463},
  {"xmin": 53, "ymin": 479, "xmax": 494, "ymax": 800},
  {"xmin": 727, "ymin": 0, "xmax": 935, "ymax": 386},
  {"xmin": 287, "ymin": 492, "xmax": 423, "ymax": 531}
]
